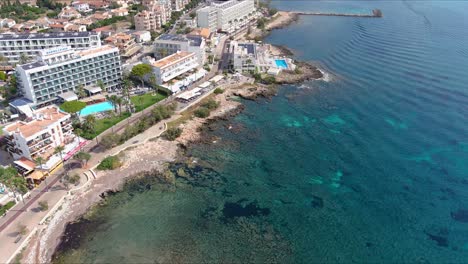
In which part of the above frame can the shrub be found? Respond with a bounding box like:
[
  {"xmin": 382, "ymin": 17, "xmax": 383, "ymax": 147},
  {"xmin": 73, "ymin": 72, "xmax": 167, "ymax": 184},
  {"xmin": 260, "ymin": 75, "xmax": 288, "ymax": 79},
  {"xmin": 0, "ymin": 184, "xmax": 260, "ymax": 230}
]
[
  {"xmin": 202, "ymin": 99, "xmax": 219, "ymax": 110},
  {"xmin": 100, "ymin": 134, "xmax": 121, "ymax": 149},
  {"xmin": 164, "ymin": 127, "xmax": 183, "ymax": 141},
  {"xmin": 65, "ymin": 174, "xmax": 80, "ymax": 186},
  {"xmin": 97, "ymin": 156, "xmax": 122, "ymax": 170},
  {"xmin": 194, "ymin": 107, "xmax": 210, "ymax": 118},
  {"xmin": 213, "ymin": 88, "xmax": 224, "ymax": 94},
  {"xmin": 38, "ymin": 201, "xmax": 48, "ymax": 211}
]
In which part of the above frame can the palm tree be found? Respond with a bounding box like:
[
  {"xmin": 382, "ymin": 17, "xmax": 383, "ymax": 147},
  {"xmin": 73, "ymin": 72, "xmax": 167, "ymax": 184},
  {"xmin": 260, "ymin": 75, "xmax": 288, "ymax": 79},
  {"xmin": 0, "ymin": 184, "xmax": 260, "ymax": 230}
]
[
  {"xmin": 148, "ymin": 75, "xmax": 158, "ymax": 94},
  {"xmin": 106, "ymin": 95, "xmax": 119, "ymax": 114},
  {"xmin": 83, "ymin": 115, "xmax": 96, "ymax": 132},
  {"xmin": 74, "ymin": 128, "xmax": 83, "ymax": 144},
  {"xmin": 96, "ymin": 79, "xmax": 106, "ymax": 92},
  {"xmin": 54, "ymin": 145, "xmax": 67, "ymax": 176},
  {"xmin": 34, "ymin": 157, "xmax": 48, "ymax": 191},
  {"xmin": 19, "ymin": 53, "xmax": 30, "ymax": 65},
  {"xmin": 76, "ymin": 84, "xmax": 87, "ymax": 99},
  {"xmin": 115, "ymin": 96, "xmax": 123, "ymax": 115}
]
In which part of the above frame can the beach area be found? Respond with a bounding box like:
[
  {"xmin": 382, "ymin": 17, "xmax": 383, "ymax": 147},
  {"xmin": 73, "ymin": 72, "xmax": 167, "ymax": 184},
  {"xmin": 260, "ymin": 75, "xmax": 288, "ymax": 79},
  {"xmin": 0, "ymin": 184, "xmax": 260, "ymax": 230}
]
[{"xmin": 16, "ymin": 10, "xmax": 325, "ymax": 263}]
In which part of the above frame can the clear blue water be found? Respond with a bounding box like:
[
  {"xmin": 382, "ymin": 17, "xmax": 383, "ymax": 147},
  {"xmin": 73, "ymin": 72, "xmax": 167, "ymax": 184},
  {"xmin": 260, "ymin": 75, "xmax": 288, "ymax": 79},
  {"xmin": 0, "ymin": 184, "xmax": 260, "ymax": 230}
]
[
  {"xmin": 54, "ymin": 1, "xmax": 468, "ymax": 263},
  {"xmin": 79, "ymin": 101, "xmax": 114, "ymax": 116},
  {"xmin": 275, "ymin": 59, "xmax": 288, "ymax": 69}
]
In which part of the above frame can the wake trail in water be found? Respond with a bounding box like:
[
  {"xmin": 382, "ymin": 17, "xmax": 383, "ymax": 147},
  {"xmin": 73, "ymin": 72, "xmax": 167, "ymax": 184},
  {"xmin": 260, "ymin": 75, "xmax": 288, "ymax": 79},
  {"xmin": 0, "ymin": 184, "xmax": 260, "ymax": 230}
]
[{"xmin": 402, "ymin": 0, "xmax": 431, "ymax": 27}]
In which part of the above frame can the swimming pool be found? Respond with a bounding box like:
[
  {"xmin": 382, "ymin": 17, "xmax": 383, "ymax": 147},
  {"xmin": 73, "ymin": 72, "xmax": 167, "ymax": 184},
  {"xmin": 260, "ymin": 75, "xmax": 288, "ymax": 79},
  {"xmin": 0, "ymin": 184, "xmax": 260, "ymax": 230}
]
[
  {"xmin": 79, "ymin": 101, "xmax": 114, "ymax": 116},
  {"xmin": 275, "ymin": 59, "xmax": 288, "ymax": 69}
]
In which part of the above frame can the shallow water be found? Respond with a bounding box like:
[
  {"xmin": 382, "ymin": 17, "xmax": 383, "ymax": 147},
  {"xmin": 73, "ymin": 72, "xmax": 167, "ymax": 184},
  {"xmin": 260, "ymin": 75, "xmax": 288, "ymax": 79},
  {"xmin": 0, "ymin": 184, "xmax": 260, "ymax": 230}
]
[{"xmin": 53, "ymin": 1, "xmax": 468, "ymax": 263}]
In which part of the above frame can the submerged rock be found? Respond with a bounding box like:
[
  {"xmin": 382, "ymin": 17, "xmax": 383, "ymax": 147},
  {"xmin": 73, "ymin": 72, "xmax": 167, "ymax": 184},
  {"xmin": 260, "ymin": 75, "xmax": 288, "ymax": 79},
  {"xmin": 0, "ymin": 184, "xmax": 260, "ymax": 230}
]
[
  {"xmin": 451, "ymin": 209, "xmax": 468, "ymax": 223},
  {"xmin": 222, "ymin": 200, "xmax": 270, "ymax": 223}
]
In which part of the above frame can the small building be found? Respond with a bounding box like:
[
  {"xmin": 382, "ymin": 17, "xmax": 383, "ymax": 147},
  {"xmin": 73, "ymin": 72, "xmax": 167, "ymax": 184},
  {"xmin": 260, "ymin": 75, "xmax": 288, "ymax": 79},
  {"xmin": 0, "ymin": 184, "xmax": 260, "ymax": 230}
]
[
  {"xmin": 111, "ymin": 7, "xmax": 129, "ymax": 17},
  {"xmin": 189, "ymin": 28, "xmax": 211, "ymax": 40},
  {"xmin": 231, "ymin": 41, "xmax": 256, "ymax": 72},
  {"xmin": 92, "ymin": 26, "xmax": 114, "ymax": 38},
  {"xmin": 0, "ymin": 18, "xmax": 16, "ymax": 29},
  {"xmin": 58, "ymin": 6, "xmax": 82, "ymax": 20},
  {"xmin": 72, "ymin": 1, "xmax": 92, "ymax": 12},
  {"xmin": 132, "ymin": 31, "xmax": 151, "ymax": 43}
]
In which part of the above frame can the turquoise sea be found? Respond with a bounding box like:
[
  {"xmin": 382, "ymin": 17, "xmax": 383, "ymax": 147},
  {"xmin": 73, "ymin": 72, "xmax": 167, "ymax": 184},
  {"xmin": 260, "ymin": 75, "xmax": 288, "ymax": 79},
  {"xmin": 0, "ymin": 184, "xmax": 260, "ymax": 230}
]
[{"xmin": 53, "ymin": 1, "xmax": 468, "ymax": 263}]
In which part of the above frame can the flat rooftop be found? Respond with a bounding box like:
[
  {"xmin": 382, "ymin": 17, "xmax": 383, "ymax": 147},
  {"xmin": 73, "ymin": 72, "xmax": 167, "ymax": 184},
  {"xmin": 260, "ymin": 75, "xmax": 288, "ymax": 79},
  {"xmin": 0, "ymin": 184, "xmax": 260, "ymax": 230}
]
[
  {"xmin": 5, "ymin": 106, "xmax": 69, "ymax": 139},
  {"xmin": 157, "ymin": 34, "xmax": 203, "ymax": 47},
  {"xmin": 153, "ymin": 51, "xmax": 194, "ymax": 68},
  {"xmin": 0, "ymin": 31, "xmax": 98, "ymax": 40},
  {"xmin": 78, "ymin": 45, "xmax": 117, "ymax": 57}
]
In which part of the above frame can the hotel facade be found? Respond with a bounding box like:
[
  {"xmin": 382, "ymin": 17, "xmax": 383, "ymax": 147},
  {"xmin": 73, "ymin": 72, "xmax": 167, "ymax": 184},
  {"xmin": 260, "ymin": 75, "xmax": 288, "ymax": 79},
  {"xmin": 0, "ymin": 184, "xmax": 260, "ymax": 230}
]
[
  {"xmin": 197, "ymin": 0, "xmax": 255, "ymax": 32},
  {"xmin": 3, "ymin": 106, "xmax": 73, "ymax": 161},
  {"xmin": 154, "ymin": 34, "xmax": 206, "ymax": 65},
  {"xmin": 0, "ymin": 32, "xmax": 101, "ymax": 65},
  {"xmin": 144, "ymin": 51, "xmax": 198, "ymax": 85},
  {"xmin": 16, "ymin": 45, "xmax": 122, "ymax": 107}
]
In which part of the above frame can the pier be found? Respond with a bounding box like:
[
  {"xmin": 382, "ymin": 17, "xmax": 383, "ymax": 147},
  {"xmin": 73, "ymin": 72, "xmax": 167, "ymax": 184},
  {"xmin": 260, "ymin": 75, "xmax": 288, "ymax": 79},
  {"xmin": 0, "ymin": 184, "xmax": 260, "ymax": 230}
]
[{"xmin": 292, "ymin": 9, "xmax": 383, "ymax": 18}]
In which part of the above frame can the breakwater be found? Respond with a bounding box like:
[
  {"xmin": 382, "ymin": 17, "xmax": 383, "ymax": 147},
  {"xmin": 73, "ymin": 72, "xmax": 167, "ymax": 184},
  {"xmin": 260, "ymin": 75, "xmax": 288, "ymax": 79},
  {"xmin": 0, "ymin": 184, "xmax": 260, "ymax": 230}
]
[{"xmin": 292, "ymin": 9, "xmax": 383, "ymax": 18}]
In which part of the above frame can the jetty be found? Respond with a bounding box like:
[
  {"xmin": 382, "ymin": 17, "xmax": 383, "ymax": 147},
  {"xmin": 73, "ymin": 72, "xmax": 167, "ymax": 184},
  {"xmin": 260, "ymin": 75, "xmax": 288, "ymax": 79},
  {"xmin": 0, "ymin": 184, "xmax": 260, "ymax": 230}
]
[{"xmin": 292, "ymin": 9, "xmax": 383, "ymax": 18}]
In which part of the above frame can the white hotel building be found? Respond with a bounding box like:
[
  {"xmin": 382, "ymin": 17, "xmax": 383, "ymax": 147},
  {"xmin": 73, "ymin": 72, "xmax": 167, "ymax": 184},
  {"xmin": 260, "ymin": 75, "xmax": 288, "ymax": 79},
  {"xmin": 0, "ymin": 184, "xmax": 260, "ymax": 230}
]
[
  {"xmin": 144, "ymin": 51, "xmax": 198, "ymax": 85},
  {"xmin": 3, "ymin": 106, "xmax": 73, "ymax": 161},
  {"xmin": 16, "ymin": 45, "xmax": 122, "ymax": 107},
  {"xmin": 197, "ymin": 0, "xmax": 255, "ymax": 32},
  {"xmin": 0, "ymin": 32, "xmax": 101, "ymax": 65}
]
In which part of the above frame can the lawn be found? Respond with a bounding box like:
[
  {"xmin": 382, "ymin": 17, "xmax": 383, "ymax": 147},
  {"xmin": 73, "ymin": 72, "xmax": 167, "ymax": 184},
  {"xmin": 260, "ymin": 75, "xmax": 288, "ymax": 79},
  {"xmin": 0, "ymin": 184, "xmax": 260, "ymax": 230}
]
[
  {"xmin": 81, "ymin": 112, "xmax": 131, "ymax": 139},
  {"xmin": 130, "ymin": 93, "xmax": 167, "ymax": 112},
  {"xmin": 0, "ymin": 126, "xmax": 3, "ymax": 136}
]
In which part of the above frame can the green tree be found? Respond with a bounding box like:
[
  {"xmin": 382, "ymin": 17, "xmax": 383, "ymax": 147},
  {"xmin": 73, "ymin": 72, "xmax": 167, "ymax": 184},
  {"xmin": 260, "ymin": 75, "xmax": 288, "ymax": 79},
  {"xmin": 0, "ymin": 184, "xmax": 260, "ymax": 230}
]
[
  {"xmin": 189, "ymin": 12, "xmax": 196, "ymax": 19},
  {"xmin": 74, "ymin": 151, "xmax": 91, "ymax": 167},
  {"xmin": 64, "ymin": 174, "xmax": 80, "ymax": 187},
  {"xmin": 0, "ymin": 166, "xmax": 27, "ymax": 203},
  {"xmin": 74, "ymin": 128, "xmax": 83, "ymax": 144},
  {"xmin": 148, "ymin": 75, "xmax": 158, "ymax": 94},
  {"xmin": 60, "ymin": 100, "xmax": 87, "ymax": 117},
  {"xmin": 100, "ymin": 134, "xmax": 120, "ymax": 149},
  {"xmin": 131, "ymin": 64, "xmax": 152, "ymax": 87},
  {"xmin": 17, "ymin": 224, "xmax": 28, "ymax": 236}
]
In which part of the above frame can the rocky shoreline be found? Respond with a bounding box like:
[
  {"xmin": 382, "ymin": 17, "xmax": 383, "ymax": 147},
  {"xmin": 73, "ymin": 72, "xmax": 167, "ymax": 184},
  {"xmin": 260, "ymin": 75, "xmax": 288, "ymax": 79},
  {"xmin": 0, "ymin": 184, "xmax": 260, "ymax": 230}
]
[{"xmin": 21, "ymin": 10, "xmax": 327, "ymax": 264}]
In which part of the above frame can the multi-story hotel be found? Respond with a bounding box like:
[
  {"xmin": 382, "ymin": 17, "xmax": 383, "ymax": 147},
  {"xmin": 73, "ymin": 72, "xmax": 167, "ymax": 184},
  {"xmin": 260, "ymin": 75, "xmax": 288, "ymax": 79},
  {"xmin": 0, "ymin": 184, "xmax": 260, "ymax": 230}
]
[
  {"xmin": 16, "ymin": 45, "xmax": 122, "ymax": 107},
  {"xmin": 171, "ymin": 0, "xmax": 189, "ymax": 11},
  {"xmin": 154, "ymin": 34, "xmax": 206, "ymax": 64},
  {"xmin": 3, "ymin": 106, "xmax": 73, "ymax": 161},
  {"xmin": 0, "ymin": 32, "xmax": 101, "ymax": 65},
  {"xmin": 197, "ymin": 0, "xmax": 255, "ymax": 32},
  {"xmin": 144, "ymin": 51, "xmax": 198, "ymax": 85}
]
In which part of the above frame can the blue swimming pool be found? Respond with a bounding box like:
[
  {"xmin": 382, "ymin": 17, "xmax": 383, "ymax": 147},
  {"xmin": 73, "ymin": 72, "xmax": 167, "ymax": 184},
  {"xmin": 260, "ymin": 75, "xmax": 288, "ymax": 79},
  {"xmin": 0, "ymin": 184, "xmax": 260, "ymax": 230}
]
[
  {"xmin": 275, "ymin": 59, "xmax": 288, "ymax": 69},
  {"xmin": 79, "ymin": 101, "xmax": 114, "ymax": 116}
]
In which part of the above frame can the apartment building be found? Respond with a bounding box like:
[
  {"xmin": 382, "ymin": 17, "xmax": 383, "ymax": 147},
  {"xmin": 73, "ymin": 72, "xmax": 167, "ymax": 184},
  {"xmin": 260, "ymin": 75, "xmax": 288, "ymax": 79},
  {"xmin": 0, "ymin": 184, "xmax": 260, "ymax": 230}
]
[
  {"xmin": 134, "ymin": 9, "xmax": 165, "ymax": 31},
  {"xmin": 154, "ymin": 34, "xmax": 206, "ymax": 65},
  {"xmin": 105, "ymin": 32, "xmax": 141, "ymax": 58},
  {"xmin": 0, "ymin": 32, "xmax": 101, "ymax": 65},
  {"xmin": 144, "ymin": 51, "xmax": 198, "ymax": 85},
  {"xmin": 16, "ymin": 45, "xmax": 122, "ymax": 107},
  {"xmin": 3, "ymin": 106, "xmax": 73, "ymax": 161},
  {"xmin": 171, "ymin": 0, "xmax": 189, "ymax": 11},
  {"xmin": 197, "ymin": 0, "xmax": 255, "ymax": 32}
]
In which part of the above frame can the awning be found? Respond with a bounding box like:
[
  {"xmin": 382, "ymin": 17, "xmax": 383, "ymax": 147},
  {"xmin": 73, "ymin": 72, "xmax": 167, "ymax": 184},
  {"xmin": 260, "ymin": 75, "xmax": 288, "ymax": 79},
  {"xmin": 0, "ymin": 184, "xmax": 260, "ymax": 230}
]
[
  {"xmin": 9, "ymin": 98, "xmax": 34, "ymax": 118},
  {"xmin": 58, "ymin": 91, "xmax": 78, "ymax": 102},
  {"xmin": 85, "ymin": 86, "xmax": 102, "ymax": 94},
  {"xmin": 14, "ymin": 157, "xmax": 36, "ymax": 173},
  {"xmin": 210, "ymin": 75, "xmax": 224, "ymax": 83},
  {"xmin": 17, "ymin": 105, "xmax": 34, "ymax": 118},
  {"xmin": 26, "ymin": 171, "xmax": 45, "ymax": 180},
  {"xmin": 199, "ymin": 81, "xmax": 212, "ymax": 88}
]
